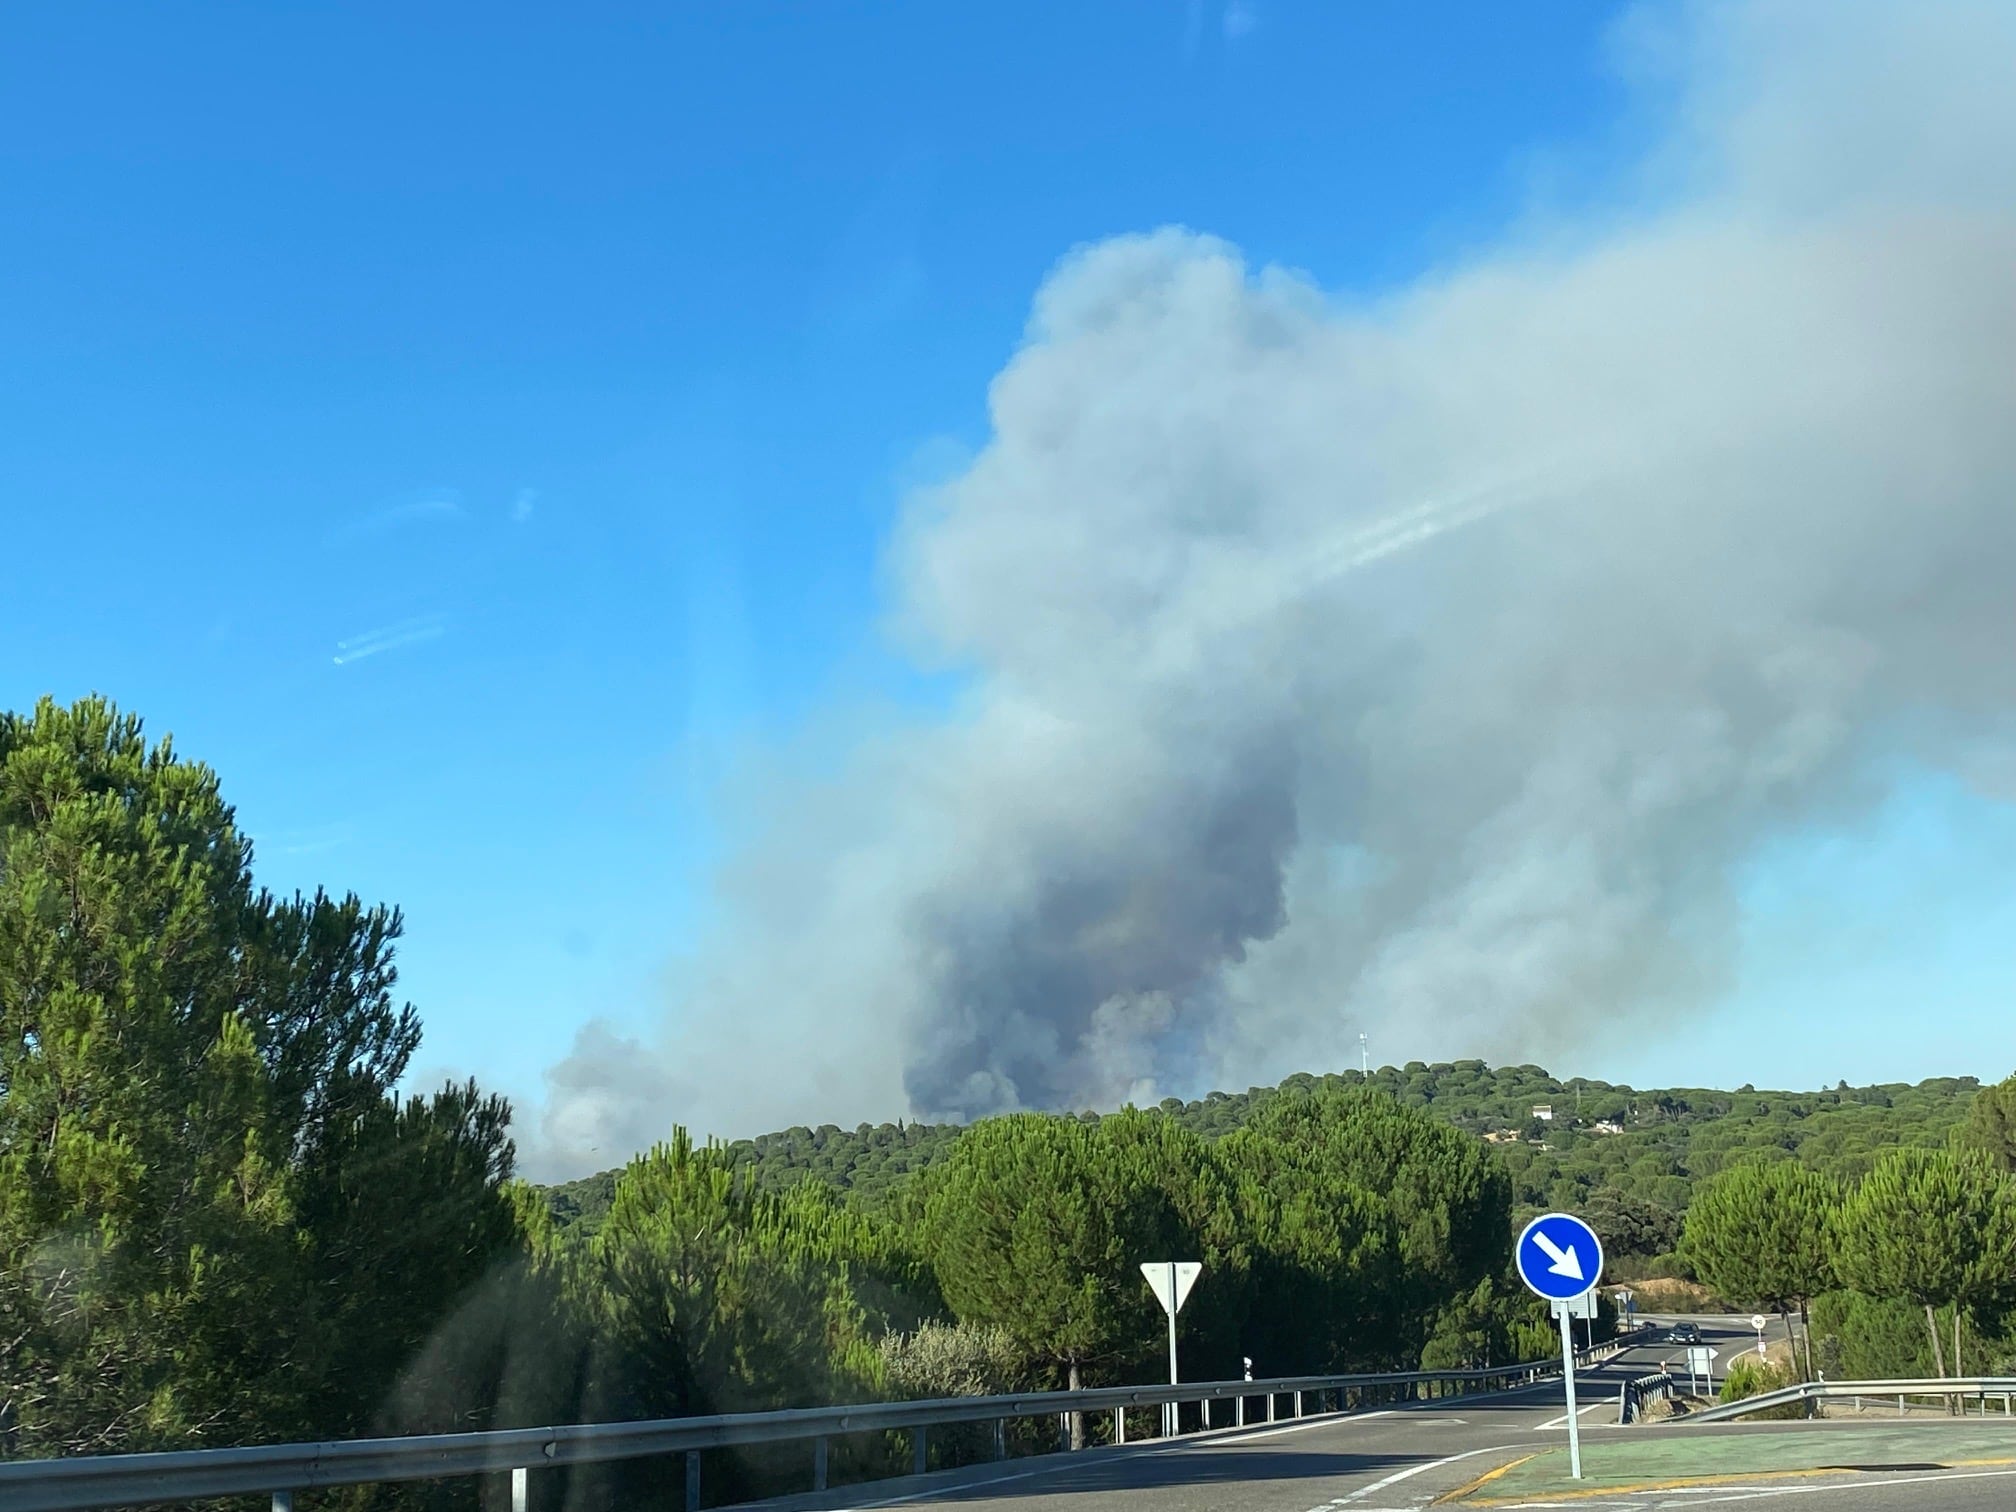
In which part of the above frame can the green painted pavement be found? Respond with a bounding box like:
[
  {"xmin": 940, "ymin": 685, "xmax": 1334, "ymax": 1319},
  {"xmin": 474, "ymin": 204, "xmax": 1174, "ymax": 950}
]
[{"xmin": 1454, "ymin": 1424, "xmax": 2016, "ymax": 1503}]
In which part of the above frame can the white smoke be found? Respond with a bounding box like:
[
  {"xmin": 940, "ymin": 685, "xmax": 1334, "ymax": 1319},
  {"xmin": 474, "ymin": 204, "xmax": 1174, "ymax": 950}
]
[{"xmin": 525, "ymin": 0, "xmax": 2016, "ymax": 1178}]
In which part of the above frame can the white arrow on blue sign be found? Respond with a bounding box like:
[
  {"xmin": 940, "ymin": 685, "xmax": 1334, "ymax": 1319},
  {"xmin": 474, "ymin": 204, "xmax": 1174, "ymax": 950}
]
[{"xmin": 1515, "ymin": 1212, "xmax": 1604, "ymax": 1302}]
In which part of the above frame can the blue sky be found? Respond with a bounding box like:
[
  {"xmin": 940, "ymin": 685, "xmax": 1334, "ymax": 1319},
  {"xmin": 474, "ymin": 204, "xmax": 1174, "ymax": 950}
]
[{"xmin": 5, "ymin": 1, "xmax": 2011, "ymax": 1138}]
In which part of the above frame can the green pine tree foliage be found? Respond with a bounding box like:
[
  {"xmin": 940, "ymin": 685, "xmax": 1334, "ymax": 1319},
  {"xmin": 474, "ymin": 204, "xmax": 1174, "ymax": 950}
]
[
  {"xmin": 1681, "ymin": 1159, "xmax": 1840, "ymax": 1379},
  {"xmin": 1957, "ymin": 1073, "xmax": 2016, "ymax": 1172},
  {"xmin": 1832, "ymin": 1145, "xmax": 2016, "ymax": 1375},
  {"xmin": 1086, "ymin": 1106, "xmax": 1249, "ymax": 1379},
  {"xmin": 1236, "ymin": 1087, "xmax": 1513, "ymax": 1362},
  {"xmin": 0, "ymin": 696, "xmax": 520, "ymax": 1462},
  {"xmin": 1808, "ymin": 1289, "xmax": 1939, "ymax": 1378},
  {"xmin": 922, "ymin": 1112, "xmax": 1177, "ymax": 1393}
]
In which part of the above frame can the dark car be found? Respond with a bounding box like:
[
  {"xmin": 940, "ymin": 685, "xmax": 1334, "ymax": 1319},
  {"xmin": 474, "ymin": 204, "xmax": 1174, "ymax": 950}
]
[{"xmin": 1671, "ymin": 1323, "xmax": 1701, "ymax": 1344}]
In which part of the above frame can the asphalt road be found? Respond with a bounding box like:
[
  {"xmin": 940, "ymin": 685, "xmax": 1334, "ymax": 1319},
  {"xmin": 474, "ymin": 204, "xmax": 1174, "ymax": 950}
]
[{"xmin": 748, "ymin": 1317, "xmax": 2015, "ymax": 1512}]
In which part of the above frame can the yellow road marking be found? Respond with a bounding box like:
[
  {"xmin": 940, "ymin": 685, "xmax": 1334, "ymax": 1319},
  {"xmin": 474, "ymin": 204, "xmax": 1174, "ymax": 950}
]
[
  {"xmin": 1434, "ymin": 1453, "xmax": 1535, "ymax": 1503},
  {"xmin": 1461, "ymin": 1455, "xmax": 2016, "ymax": 1505}
]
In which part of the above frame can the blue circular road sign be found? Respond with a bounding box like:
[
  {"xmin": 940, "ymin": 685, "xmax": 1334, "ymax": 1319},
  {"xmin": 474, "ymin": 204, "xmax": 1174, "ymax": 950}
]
[{"xmin": 1515, "ymin": 1212, "xmax": 1603, "ymax": 1302}]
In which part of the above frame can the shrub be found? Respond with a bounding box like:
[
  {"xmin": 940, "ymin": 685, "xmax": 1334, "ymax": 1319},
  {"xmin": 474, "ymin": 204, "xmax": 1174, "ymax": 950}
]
[
  {"xmin": 878, "ymin": 1320, "xmax": 1026, "ymax": 1400},
  {"xmin": 1718, "ymin": 1357, "xmax": 1801, "ymax": 1418}
]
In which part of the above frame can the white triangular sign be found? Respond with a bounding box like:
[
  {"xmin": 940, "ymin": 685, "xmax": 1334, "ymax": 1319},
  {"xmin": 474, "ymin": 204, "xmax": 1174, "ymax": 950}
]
[{"xmin": 1141, "ymin": 1260, "xmax": 1204, "ymax": 1316}]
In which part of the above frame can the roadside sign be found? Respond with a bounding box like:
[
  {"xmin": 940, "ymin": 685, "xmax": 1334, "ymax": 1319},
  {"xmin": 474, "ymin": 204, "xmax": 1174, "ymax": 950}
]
[
  {"xmin": 1141, "ymin": 1261, "xmax": 1203, "ymax": 1437},
  {"xmin": 1517, "ymin": 1212, "xmax": 1602, "ymax": 1482},
  {"xmin": 1515, "ymin": 1213, "xmax": 1604, "ymax": 1302},
  {"xmin": 1751, "ymin": 1314, "xmax": 1768, "ymax": 1332},
  {"xmin": 1141, "ymin": 1261, "xmax": 1202, "ymax": 1316},
  {"xmin": 1685, "ymin": 1344, "xmax": 1717, "ymax": 1395}
]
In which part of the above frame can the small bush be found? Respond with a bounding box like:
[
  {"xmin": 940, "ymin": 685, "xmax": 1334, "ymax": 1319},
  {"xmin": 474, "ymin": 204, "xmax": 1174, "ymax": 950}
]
[
  {"xmin": 877, "ymin": 1321, "xmax": 1031, "ymax": 1469},
  {"xmin": 878, "ymin": 1320, "xmax": 1025, "ymax": 1399},
  {"xmin": 1719, "ymin": 1357, "xmax": 1802, "ymax": 1418}
]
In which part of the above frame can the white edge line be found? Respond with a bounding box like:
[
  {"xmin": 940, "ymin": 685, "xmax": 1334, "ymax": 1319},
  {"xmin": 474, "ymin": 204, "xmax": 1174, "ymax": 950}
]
[
  {"xmin": 1671, "ymin": 1464, "xmax": 2016, "ymax": 1507},
  {"xmin": 831, "ymin": 1405, "xmax": 1424, "ymax": 1509},
  {"xmin": 1335, "ymin": 1443, "xmax": 1513, "ymax": 1505},
  {"xmin": 825, "ymin": 1369, "xmax": 1632, "ymax": 1512}
]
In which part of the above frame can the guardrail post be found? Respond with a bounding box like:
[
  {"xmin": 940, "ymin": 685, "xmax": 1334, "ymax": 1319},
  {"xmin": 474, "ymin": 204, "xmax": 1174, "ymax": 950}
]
[
  {"xmin": 813, "ymin": 1435, "xmax": 829, "ymax": 1491},
  {"xmin": 913, "ymin": 1425, "xmax": 928, "ymax": 1476},
  {"xmin": 685, "ymin": 1449, "xmax": 701, "ymax": 1512},
  {"xmin": 1236, "ymin": 1394, "xmax": 1245, "ymax": 1427},
  {"xmin": 511, "ymin": 1466, "xmax": 527, "ymax": 1512},
  {"xmin": 1294, "ymin": 1389, "xmax": 1304, "ymax": 1418},
  {"xmin": 993, "ymin": 1417, "xmax": 1006, "ymax": 1460},
  {"xmin": 1266, "ymin": 1391, "xmax": 1276, "ymax": 1423},
  {"xmin": 272, "ymin": 1495, "xmax": 294, "ymax": 1512}
]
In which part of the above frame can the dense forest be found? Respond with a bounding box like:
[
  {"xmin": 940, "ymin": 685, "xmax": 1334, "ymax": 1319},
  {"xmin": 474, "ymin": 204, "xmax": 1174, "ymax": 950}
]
[
  {"xmin": 543, "ymin": 1063, "xmax": 1980, "ymax": 1274},
  {"xmin": 3, "ymin": 697, "xmax": 2011, "ymax": 1511}
]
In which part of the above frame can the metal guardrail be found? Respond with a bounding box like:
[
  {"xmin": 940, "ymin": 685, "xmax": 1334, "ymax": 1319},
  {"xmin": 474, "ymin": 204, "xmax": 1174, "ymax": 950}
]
[
  {"xmin": 1685, "ymin": 1376, "xmax": 2016, "ymax": 1424},
  {"xmin": 1618, "ymin": 1372, "xmax": 1674, "ymax": 1424},
  {"xmin": 0, "ymin": 1329, "xmax": 1652, "ymax": 1512}
]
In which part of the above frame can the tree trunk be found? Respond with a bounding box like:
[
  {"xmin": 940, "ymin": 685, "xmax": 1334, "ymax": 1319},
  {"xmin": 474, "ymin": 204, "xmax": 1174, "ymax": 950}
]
[
  {"xmin": 1067, "ymin": 1360, "xmax": 1085, "ymax": 1451},
  {"xmin": 1951, "ymin": 1307, "xmax": 1964, "ymax": 1415},
  {"xmin": 1799, "ymin": 1301, "xmax": 1817, "ymax": 1384},
  {"xmin": 1925, "ymin": 1303, "xmax": 1948, "ymax": 1378}
]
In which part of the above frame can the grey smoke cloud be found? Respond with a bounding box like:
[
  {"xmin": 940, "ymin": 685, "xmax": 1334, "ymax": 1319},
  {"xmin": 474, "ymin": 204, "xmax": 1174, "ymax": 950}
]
[{"xmin": 525, "ymin": 0, "xmax": 2016, "ymax": 1179}]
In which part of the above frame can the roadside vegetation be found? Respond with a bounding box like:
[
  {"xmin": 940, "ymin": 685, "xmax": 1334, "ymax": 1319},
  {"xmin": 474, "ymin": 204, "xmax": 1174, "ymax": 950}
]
[{"xmin": 3, "ymin": 697, "xmax": 2008, "ymax": 1507}]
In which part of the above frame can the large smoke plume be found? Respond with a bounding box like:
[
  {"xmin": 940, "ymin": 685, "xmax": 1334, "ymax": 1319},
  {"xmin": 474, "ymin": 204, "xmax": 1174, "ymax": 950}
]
[{"xmin": 529, "ymin": 0, "xmax": 2016, "ymax": 1177}]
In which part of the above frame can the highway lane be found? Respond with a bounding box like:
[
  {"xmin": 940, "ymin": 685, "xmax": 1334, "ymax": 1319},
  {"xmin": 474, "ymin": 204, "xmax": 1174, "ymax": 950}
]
[
  {"xmin": 752, "ymin": 1319, "xmax": 2015, "ymax": 1512},
  {"xmin": 1633, "ymin": 1310, "xmax": 1797, "ymax": 1386},
  {"xmin": 759, "ymin": 1335, "xmax": 1679, "ymax": 1512}
]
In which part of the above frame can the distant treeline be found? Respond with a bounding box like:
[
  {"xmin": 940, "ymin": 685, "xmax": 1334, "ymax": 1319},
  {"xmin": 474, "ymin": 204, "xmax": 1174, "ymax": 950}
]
[{"xmin": 543, "ymin": 1062, "xmax": 1979, "ymax": 1282}]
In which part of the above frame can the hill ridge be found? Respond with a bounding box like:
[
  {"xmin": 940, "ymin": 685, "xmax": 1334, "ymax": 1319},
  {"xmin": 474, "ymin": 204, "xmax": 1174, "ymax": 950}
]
[{"xmin": 539, "ymin": 1059, "xmax": 1981, "ymax": 1241}]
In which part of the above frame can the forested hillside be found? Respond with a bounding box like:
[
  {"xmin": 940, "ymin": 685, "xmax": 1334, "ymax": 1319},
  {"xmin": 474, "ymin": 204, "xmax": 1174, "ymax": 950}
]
[{"xmin": 542, "ymin": 1062, "xmax": 1980, "ymax": 1259}]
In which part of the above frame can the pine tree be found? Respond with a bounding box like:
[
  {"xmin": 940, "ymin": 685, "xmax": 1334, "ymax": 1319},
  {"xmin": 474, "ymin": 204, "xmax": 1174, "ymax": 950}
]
[
  {"xmin": 0, "ymin": 696, "xmax": 520, "ymax": 1462},
  {"xmin": 1832, "ymin": 1146, "xmax": 2016, "ymax": 1379},
  {"xmin": 924, "ymin": 1113, "xmax": 1175, "ymax": 1445},
  {"xmin": 1681, "ymin": 1159, "xmax": 1840, "ymax": 1381}
]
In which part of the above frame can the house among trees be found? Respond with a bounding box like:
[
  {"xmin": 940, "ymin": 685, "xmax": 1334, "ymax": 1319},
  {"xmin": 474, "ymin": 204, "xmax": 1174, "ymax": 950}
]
[{"xmin": 1531, "ymin": 1104, "xmax": 1555, "ymax": 1121}]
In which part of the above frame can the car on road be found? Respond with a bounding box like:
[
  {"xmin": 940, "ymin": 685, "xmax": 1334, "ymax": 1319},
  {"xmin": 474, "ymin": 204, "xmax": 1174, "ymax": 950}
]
[{"xmin": 1670, "ymin": 1323, "xmax": 1701, "ymax": 1343}]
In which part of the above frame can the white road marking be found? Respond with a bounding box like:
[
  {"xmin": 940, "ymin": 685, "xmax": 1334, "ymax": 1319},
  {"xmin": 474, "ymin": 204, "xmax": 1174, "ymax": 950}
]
[
  {"xmin": 833, "ymin": 1403, "xmax": 1404, "ymax": 1508},
  {"xmin": 1483, "ymin": 1465, "xmax": 2016, "ymax": 1509},
  {"xmin": 1535, "ymin": 1401, "xmax": 1615, "ymax": 1430},
  {"xmin": 1656, "ymin": 1465, "xmax": 2016, "ymax": 1505},
  {"xmin": 1301, "ymin": 1442, "xmax": 1513, "ymax": 1511},
  {"xmin": 835, "ymin": 1467, "xmax": 1050, "ymax": 1508},
  {"xmin": 1222, "ymin": 1408, "xmax": 1395, "ymax": 1443}
]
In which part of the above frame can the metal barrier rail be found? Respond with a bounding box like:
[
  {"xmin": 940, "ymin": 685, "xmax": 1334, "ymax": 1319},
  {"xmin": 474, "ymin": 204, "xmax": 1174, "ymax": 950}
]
[
  {"xmin": 1618, "ymin": 1372, "xmax": 1674, "ymax": 1424},
  {"xmin": 1685, "ymin": 1376, "xmax": 2016, "ymax": 1424},
  {"xmin": 0, "ymin": 1328, "xmax": 1653, "ymax": 1512}
]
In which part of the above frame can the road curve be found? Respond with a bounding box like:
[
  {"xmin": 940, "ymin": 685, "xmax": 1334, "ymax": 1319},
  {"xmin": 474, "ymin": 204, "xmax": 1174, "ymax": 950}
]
[{"xmin": 746, "ymin": 1315, "xmax": 2012, "ymax": 1512}]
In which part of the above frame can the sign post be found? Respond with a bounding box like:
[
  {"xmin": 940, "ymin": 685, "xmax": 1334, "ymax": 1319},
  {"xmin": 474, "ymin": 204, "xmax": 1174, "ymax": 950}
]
[
  {"xmin": 1142, "ymin": 1262, "xmax": 1203, "ymax": 1438},
  {"xmin": 1752, "ymin": 1314, "xmax": 1769, "ymax": 1359},
  {"xmin": 1516, "ymin": 1213, "xmax": 1605, "ymax": 1482},
  {"xmin": 1687, "ymin": 1344, "xmax": 1718, "ymax": 1395}
]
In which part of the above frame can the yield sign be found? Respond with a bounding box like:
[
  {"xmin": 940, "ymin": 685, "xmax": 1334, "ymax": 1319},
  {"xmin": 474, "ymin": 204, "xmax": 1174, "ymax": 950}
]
[{"xmin": 1141, "ymin": 1261, "xmax": 1203, "ymax": 1316}]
